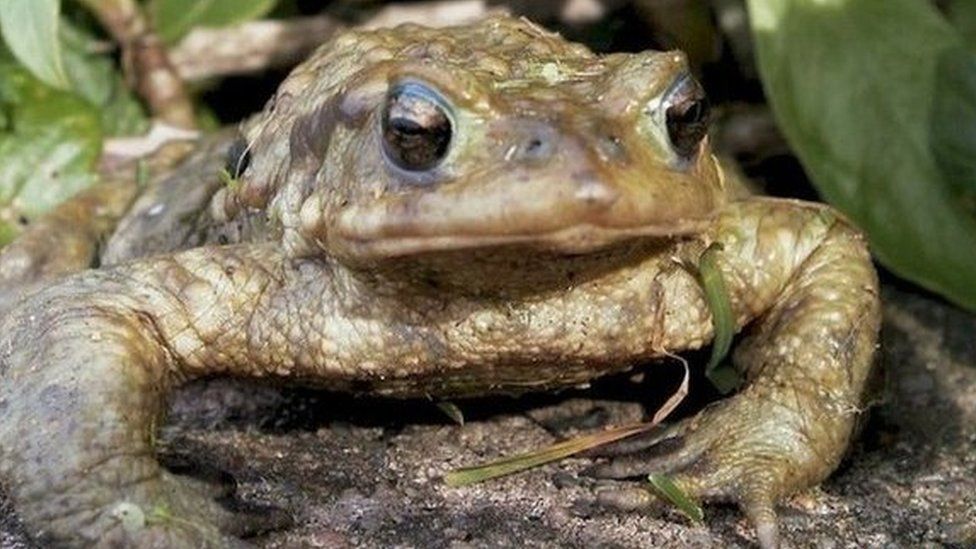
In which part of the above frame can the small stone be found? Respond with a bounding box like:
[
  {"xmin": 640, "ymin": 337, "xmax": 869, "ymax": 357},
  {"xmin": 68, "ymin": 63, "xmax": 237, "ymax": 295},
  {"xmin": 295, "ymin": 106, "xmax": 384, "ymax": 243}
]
[{"xmin": 110, "ymin": 502, "xmax": 145, "ymax": 533}]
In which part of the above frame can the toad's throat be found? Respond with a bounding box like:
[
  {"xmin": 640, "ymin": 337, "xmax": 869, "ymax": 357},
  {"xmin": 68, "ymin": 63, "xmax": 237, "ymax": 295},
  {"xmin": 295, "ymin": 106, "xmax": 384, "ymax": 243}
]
[{"xmin": 347, "ymin": 235, "xmax": 681, "ymax": 298}]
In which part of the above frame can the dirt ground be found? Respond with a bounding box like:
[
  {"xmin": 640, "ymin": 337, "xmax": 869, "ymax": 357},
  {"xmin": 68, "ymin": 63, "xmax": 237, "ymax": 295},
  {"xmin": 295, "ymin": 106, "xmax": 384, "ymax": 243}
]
[{"xmin": 2, "ymin": 279, "xmax": 974, "ymax": 548}]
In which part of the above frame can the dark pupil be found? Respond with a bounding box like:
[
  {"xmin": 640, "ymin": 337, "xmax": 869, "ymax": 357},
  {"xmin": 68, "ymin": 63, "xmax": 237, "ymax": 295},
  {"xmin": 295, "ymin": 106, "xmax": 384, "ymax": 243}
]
[
  {"xmin": 382, "ymin": 87, "xmax": 452, "ymax": 171},
  {"xmin": 665, "ymin": 79, "xmax": 710, "ymax": 158}
]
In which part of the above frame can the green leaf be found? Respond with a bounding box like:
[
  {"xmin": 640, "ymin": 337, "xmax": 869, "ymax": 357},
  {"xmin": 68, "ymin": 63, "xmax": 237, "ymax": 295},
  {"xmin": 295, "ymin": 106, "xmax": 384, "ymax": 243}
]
[
  {"xmin": 0, "ymin": 0, "xmax": 69, "ymax": 89},
  {"xmin": 57, "ymin": 16, "xmax": 113, "ymax": 106},
  {"xmin": 58, "ymin": 19, "xmax": 148, "ymax": 135},
  {"xmin": 647, "ymin": 473, "xmax": 704, "ymax": 524},
  {"xmin": 96, "ymin": 78, "xmax": 150, "ymax": 136},
  {"xmin": 0, "ymin": 55, "xmax": 101, "ymax": 245},
  {"xmin": 0, "ymin": 15, "xmax": 147, "ymax": 137},
  {"xmin": 748, "ymin": 0, "xmax": 976, "ymax": 312},
  {"xmin": 149, "ymin": 0, "xmax": 278, "ymax": 43},
  {"xmin": 948, "ymin": 0, "xmax": 976, "ymax": 46},
  {"xmin": 931, "ymin": 48, "xmax": 976, "ymax": 217}
]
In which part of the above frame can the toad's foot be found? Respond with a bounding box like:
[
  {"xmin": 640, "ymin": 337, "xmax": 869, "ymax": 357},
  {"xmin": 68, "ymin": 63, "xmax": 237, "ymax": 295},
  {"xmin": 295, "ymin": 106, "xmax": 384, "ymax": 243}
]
[
  {"xmin": 589, "ymin": 391, "xmax": 819, "ymax": 548},
  {"xmin": 54, "ymin": 470, "xmax": 278, "ymax": 548},
  {"xmin": 591, "ymin": 201, "xmax": 882, "ymax": 548}
]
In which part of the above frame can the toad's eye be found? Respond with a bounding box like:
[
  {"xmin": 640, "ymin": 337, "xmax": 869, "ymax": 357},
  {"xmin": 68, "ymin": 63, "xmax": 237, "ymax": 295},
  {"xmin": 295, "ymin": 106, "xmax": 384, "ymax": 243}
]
[
  {"xmin": 664, "ymin": 75, "xmax": 710, "ymax": 158},
  {"xmin": 382, "ymin": 82, "xmax": 453, "ymax": 172}
]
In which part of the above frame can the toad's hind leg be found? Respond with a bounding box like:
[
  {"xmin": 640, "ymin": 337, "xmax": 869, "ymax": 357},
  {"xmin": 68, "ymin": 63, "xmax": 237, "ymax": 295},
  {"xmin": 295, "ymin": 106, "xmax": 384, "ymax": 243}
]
[
  {"xmin": 0, "ymin": 180, "xmax": 137, "ymax": 315},
  {"xmin": 590, "ymin": 201, "xmax": 881, "ymax": 548}
]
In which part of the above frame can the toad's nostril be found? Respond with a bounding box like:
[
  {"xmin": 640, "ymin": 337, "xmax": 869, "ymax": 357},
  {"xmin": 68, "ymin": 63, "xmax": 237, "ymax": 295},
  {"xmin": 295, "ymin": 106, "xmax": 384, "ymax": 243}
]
[
  {"xmin": 504, "ymin": 120, "xmax": 558, "ymax": 164},
  {"xmin": 596, "ymin": 134, "xmax": 627, "ymax": 163},
  {"xmin": 516, "ymin": 133, "xmax": 554, "ymax": 163}
]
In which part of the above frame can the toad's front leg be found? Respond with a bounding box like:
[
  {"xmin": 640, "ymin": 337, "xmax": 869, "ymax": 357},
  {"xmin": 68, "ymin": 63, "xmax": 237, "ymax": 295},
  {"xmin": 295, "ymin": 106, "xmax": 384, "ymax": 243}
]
[
  {"xmin": 0, "ymin": 246, "xmax": 294, "ymax": 547},
  {"xmin": 592, "ymin": 199, "xmax": 880, "ymax": 548}
]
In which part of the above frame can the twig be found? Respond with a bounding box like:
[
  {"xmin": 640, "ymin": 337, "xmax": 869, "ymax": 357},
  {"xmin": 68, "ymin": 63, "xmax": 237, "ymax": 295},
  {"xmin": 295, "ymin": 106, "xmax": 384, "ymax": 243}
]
[
  {"xmin": 169, "ymin": 0, "xmax": 632, "ymax": 83},
  {"xmin": 170, "ymin": 2, "xmax": 504, "ymax": 82},
  {"xmin": 76, "ymin": 0, "xmax": 196, "ymax": 128},
  {"xmin": 360, "ymin": 0, "xmax": 501, "ymax": 29},
  {"xmin": 169, "ymin": 16, "xmax": 344, "ymax": 81}
]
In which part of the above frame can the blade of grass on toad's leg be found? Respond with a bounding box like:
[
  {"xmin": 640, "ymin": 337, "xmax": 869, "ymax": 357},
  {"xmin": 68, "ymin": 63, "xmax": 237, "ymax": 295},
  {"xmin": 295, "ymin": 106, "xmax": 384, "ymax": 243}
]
[
  {"xmin": 648, "ymin": 473, "xmax": 704, "ymax": 524},
  {"xmin": 697, "ymin": 244, "xmax": 741, "ymax": 394},
  {"xmin": 445, "ymin": 361, "xmax": 690, "ymax": 487}
]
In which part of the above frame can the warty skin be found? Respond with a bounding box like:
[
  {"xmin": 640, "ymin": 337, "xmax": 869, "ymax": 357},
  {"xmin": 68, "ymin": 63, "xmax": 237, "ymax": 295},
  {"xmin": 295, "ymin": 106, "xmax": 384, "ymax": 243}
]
[{"xmin": 0, "ymin": 16, "xmax": 879, "ymax": 548}]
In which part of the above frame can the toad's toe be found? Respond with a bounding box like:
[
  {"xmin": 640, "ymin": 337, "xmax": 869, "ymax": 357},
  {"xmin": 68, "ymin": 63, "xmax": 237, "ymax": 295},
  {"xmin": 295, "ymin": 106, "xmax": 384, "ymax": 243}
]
[{"xmin": 585, "ymin": 390, "xmax": 841, "ymax": 549}]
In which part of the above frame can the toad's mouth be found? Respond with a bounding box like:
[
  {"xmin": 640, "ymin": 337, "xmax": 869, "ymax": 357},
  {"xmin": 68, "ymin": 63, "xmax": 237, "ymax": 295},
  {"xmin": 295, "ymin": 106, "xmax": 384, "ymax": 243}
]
[
  {"xmin": 321, "ymin": 149, "xmax": 726, "ymax": 262},
  {"xmin": 328, "ymin": 217, "xmax": 715, "ymax": 261}
]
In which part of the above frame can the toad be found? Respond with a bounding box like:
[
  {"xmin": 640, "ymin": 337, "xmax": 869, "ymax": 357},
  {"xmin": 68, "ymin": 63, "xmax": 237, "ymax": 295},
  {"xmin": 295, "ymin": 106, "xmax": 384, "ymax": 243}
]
[{"xmin": 0, "ymin": 16, "xmax": 879, "ymax": 548}]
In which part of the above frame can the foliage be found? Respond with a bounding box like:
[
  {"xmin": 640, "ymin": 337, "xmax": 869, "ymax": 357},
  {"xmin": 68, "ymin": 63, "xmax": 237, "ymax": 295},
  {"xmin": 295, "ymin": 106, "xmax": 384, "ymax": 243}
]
[
  {"xmin": 0, "ymin": 7, "xmax": 151, "ymax": 244},
  {"xmin": 0, "ymin": 50, "xmax": 102, "ymax": 245},
  {"xmin": 0, "ymin": 0, "xmax": 68, "ymax": 89},
  {"xmin": 949, "ymin": 0, "xmax": 976, "ymax": 45},
  {"xmin": 0, "ymin": 0, "xmax": 273, "ymax": 245},
  {"xmin": 748, "ymin": 0, "xmax": 976, "ymax": 311},
  {"xmin": 148, "ymin": 0, "xmax": 278, "ymax": 43}
]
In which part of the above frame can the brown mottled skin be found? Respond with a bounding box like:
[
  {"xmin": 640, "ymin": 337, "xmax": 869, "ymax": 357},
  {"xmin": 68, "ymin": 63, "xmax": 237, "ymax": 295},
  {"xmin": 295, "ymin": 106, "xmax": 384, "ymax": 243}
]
[{"xmin": 0, "ymin": 17, "xmax": 879, "ymax": 548}]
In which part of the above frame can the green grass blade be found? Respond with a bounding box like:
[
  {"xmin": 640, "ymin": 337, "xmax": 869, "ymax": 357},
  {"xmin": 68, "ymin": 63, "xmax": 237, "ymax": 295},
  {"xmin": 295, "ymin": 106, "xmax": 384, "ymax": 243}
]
[
  {"xmin": 698, "ymin": 244, "xmax": 733, "ymax": 371},
  {"xmin": 648, "ymin": 473, "xmax": 704, "ymax": 524},
  {"xmin": 444, "ymin": 422, "xmax": 656, "ymax": 487},
  {"xmin": 697, "ymin": 244, "xmax": 741, "ymax": 393},
  {"xmin": 436, "ymin": 401, "xmax": 465, "ymax": 426}
]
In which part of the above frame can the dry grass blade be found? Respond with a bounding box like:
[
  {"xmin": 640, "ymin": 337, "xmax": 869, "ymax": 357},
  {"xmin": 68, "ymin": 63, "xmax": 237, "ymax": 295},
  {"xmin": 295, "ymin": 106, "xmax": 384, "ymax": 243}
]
[
  {"xmin": 652, "ymin": 354, "xmax": 690, "ymax": 424},
  {"xmin": 444, "ymin": 361, "xmax": 690, "ymax": 487}
]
